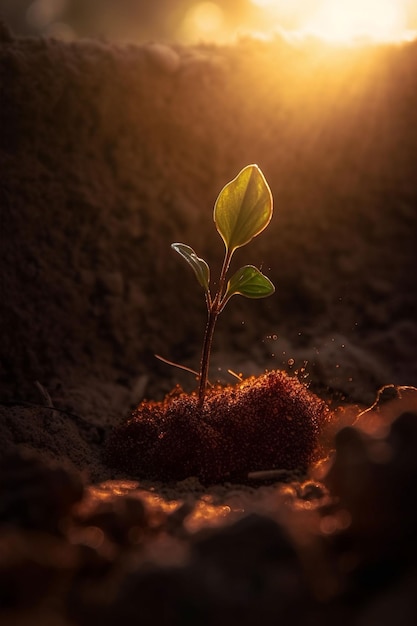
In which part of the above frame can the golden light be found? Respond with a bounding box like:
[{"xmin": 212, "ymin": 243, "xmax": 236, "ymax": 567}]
[
  {"xmin": 304, "ymin": 0, "xmax": 408, "ymax": 42},
  {"xmin": 181, "ymin": 2, "xmax": 225, "ymax": 42},
  {"xmin": 251, "ymin": 0, "xmax": 287, "ymax": 7},
  {"xmin": 249, "ymin": 0, "xmax": 414, "ymax": 43}
]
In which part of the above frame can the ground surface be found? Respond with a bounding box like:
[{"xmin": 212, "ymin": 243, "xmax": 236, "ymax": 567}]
[{"xmin": 1, "ymin": 25, "xmax": 417, "ymax": 625}]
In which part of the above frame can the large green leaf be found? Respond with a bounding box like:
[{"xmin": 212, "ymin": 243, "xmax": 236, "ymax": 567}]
[
  {"xmin": 221, "ymin": 265, "xmax": 275, "ymax": 309},
  {"xmin": 214, "ymin": 164, "xmax": 273, "ymax": 253},
  {"xmin": 171, "ymin": 243, "xmax": 210, "ymax": 291}
]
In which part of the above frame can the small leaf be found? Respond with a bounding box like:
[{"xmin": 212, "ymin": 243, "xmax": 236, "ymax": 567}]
[
  {"xmin": 171, "ymin": 243, "xmax": 210, "ymax": 291},
  {"xmin": 222, "ymin": 265, "xmax": 275, "ymax": 309},
  {"xmin": 214, "ymin": 164, "xmax": 273, "ymax": 254}
]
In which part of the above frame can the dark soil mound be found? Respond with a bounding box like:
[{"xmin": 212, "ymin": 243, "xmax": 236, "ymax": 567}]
[{"xmin": 105, "ymin": 370, "xmax": 331, "ymax": 483}]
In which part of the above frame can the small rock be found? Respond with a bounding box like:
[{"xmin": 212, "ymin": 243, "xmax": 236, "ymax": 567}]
[{"xmin": 323, "ymin": 411, "xmax": 417, "ymax": 560}]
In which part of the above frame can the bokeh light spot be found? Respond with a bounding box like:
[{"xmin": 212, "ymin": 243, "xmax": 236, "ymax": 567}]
[{"xmin": 182, "ymin": 2, "xmax": 225, "ymax": 42}]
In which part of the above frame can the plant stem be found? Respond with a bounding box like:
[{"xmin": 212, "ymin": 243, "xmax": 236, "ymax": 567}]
[
  {"xmin": 198, "ymin": 249, "xmax": 233, "ymax": 407},
  {"xmin": 198, "ymin": 307, "xmax": 219, "ymax": 407}
]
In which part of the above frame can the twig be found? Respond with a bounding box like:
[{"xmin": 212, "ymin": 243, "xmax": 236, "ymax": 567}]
[
  {"xmin": 155, "ymin": 354, "xmax": 213, "ymax": 387},
  {"xmin": 247, "ymin": 469, "xmax": 293, "ymax": 482},
  {"xmin": 34, "ymin": 381, "xmax": 54, "ymax": 408},
  {"xmin": 155, "ymin": 354, "xmax": 200, "ymax": 377},
  {"xmin": 227, "ymin": 369, "xmax": 243, "ymax": 382}
]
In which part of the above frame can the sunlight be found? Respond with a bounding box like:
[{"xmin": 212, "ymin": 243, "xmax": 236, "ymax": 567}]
[
  {"xmin": 181, "ymin": 2, "xmax": 225, "ymax": 42},
  {"xmin": 305, "ymin": 0, "xmax": 407, "ymax": 42},
  {"xmin": 250, "ymin": 0, "xmax": 413, "ymax": 43},
  {"xmin": 251, "ymin": 0, "xmax": 288, "ymax": 6}
]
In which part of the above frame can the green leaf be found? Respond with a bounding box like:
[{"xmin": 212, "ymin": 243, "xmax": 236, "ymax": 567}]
[
  {"xmin": 171, "ymin": 243, "xmax": 210, "ymax": 291},
  {"xmin": 214, "ymin": 164, "xmax": 273, "ymax": 254},
  {"xmin": 221, "ymin": 265, "xmax": 275, "ymax": 309}
]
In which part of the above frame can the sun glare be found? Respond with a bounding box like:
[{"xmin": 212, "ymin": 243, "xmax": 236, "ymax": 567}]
[
  {"xmin": 250, "ymin": 0, "xmax": 413, "ymax": 43},
  {"xmin": 305, "ymin": 0, "xmax": 408, "ymax": 42}
]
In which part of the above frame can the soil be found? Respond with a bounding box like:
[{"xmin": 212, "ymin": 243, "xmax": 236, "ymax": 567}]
[
  {"xmin": 105, "ymin": 371, "xmax": 331, "ymax": 484},
  {"xmin": 1, "ymin": 22, "xmax": 417, "ymax": 625}
]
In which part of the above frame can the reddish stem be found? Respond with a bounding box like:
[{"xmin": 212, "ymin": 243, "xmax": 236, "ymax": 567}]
[{"xmin": 198, "ymin": 249, "xmax": 233, "ymax": 407}]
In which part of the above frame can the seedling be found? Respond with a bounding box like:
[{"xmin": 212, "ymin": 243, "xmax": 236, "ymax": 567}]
[
  {"xmin": 107, "ymin": 166, "xmax": 331, "ymax": 481},
  {"xmin": 172, "ymin": 164, "xmax": 275, "ymax": 406}
]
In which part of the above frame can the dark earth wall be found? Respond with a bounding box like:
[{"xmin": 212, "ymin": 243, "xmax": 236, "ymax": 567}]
[{"xmin": 1, "ymin": 26, "xmax": 417, "ymax": 411}]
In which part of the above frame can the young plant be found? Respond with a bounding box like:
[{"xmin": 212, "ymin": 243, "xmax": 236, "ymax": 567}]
[{"xmin": 172, "ymin": 164, "xmax": 275, "ymax": 407}]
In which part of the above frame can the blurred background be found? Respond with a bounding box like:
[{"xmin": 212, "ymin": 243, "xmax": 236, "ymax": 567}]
[
  {"xmin": 2, "ymin": 1, "xmax": 417, "ymax": 408},
  {"xmin": 1, "ymin": 0, "xmax": 417, "ymax": 44}
]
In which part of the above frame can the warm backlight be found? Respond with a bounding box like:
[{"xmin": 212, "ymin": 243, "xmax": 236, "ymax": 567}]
[
  {"xmin": 181, "ymin": 2, "xmax": 226, "ymax": 41},
  {"xmin": 250, "ymin": 0, "xmax": 412, "ymax": 43},
  {"xmin": 304, "ymin": 0, "xmax": 407, "ymax": 42}
]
